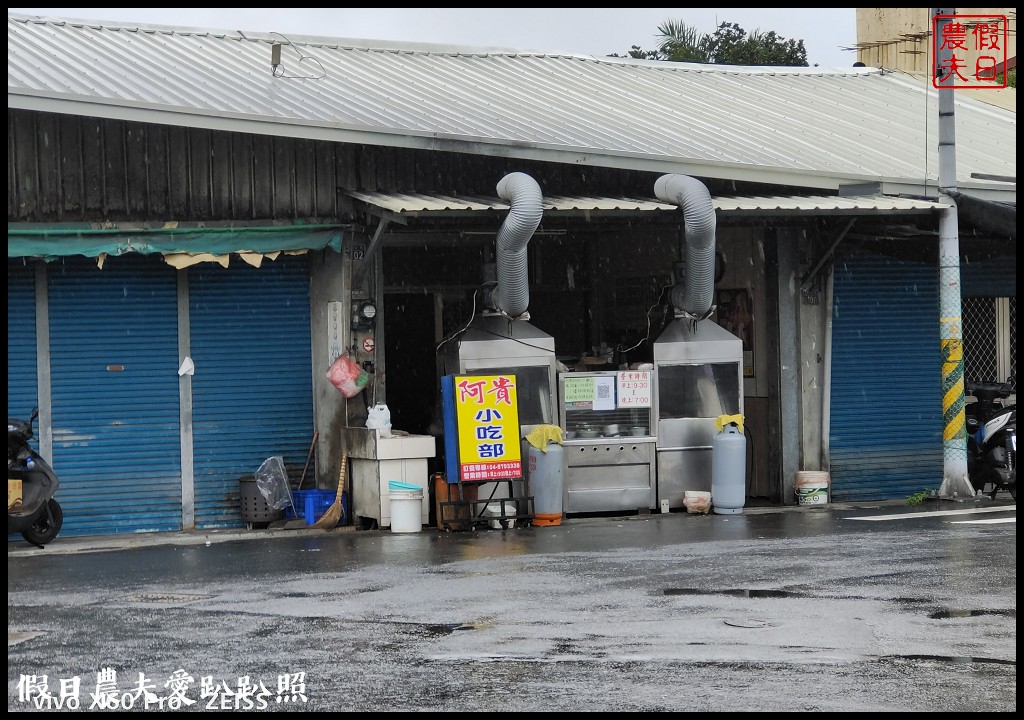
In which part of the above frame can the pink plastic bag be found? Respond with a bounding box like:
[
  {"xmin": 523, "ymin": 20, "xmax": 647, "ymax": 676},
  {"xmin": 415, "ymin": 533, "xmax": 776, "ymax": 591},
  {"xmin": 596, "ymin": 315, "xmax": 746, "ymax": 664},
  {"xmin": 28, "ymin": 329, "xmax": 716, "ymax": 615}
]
[{"xmin": 326, "ymin": 353, "xmax": 369, "ymax": 398}]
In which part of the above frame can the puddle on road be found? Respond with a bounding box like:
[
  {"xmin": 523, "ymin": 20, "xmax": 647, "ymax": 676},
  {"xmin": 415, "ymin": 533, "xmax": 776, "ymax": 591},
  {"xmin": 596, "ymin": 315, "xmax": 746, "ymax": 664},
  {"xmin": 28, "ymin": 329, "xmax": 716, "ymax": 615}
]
[
  {"xmin": 420, "ymin": 623, "xmax": 477, "ymax": 636},
  {"xmin": 126, "ymin": 592, "xmax": 213, "ymax": 603},
  {"xmin": 664, "ymin": 590, "xmax": 1016, "ymax": 627},
  {"xmin": 723, "ymin": 618, "xmax": 772, "ymax": 628},
  {"xmin": 9, "ymin": 630, "xmax": 45, "ymax": 647},
  {"xmin": 883, "ymin": 654, "xmax": 1015, "ymax": 666},
  {"xmin": 664, "ymin": 588, "xmax": 795, "ymax": 598},
  {"xmin": 662, "ymin": 589, "xmax": 1009, "ymax": 620},
  {"xmin": 928, "ymin": 608, "xmax": 1016, "ymax": 619}
]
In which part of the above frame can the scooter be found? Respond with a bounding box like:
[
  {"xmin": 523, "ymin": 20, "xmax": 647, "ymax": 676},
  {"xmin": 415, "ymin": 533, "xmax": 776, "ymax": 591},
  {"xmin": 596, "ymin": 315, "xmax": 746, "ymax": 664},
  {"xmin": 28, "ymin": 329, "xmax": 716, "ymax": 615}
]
[
  {"xmin": 965, "ymin": 376, "xmax": 1016, "ymax": 501},
  {"xmin": 8, "ymin": 408, "xmax": 64, "ymax": 547}
]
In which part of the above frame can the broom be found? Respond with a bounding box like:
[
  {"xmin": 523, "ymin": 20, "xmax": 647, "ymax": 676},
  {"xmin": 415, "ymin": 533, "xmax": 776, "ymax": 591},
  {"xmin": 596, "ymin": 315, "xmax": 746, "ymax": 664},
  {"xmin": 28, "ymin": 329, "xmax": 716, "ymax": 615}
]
[{"xmin": 312, "ymin": 452, "xmax": 347, "ymax": 530}]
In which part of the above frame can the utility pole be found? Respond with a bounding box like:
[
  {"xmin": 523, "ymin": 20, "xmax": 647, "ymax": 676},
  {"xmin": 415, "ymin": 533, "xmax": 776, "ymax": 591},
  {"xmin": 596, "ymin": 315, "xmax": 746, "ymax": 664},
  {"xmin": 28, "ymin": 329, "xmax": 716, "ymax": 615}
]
[{"xmin": 933, "ymin": 8, "xmax": 974, "ymax": 499}]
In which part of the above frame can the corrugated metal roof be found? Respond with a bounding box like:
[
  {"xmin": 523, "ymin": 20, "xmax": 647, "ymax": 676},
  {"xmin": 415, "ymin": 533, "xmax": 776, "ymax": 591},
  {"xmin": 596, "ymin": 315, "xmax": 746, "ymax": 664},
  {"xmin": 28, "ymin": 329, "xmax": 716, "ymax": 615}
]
[
  {"xmin": 7, "ymin": 13, "xmax": 1016, "ymax": 198},
  {"xmin": 345, "ymin": 190, "xmax": 947, "ymax": 217}
]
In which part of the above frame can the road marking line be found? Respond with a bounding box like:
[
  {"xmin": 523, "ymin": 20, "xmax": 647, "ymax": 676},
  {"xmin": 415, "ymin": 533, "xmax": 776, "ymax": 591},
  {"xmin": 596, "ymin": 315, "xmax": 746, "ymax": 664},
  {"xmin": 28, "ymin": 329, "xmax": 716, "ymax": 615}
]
[
  {"xmin": 950, "ymin": 517, "xmax": 1016, "ymax": 525},
  {"xmin": 846, "ymin": 505, "xmax": 1015, "ymax": 521}
]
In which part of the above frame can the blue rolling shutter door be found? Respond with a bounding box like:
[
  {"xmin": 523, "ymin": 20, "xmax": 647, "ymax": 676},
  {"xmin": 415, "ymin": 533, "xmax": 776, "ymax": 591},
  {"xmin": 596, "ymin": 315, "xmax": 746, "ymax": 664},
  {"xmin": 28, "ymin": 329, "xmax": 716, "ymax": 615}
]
[
  {"xmin": 8, "ymin": 261, "xmax": 38, "ymax": 419},
  {"xmin": 48, "ymin": 257, "xmax": 182, "ymax": 536},
  {"xmin": 829, "ymin": 254, "xmax": 944, "ymax": 500},
  {"xmin": 189, "ymin": 258, "xmax": 314, "ymax": 528}
]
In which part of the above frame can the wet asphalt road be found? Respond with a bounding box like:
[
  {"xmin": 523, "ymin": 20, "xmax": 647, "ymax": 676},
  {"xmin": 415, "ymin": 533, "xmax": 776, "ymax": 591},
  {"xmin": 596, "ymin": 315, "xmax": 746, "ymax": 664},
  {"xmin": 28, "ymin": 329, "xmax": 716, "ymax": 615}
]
[{"xmin": 8, "ymin": 499, "xmax": 1017, "ymax": 712}]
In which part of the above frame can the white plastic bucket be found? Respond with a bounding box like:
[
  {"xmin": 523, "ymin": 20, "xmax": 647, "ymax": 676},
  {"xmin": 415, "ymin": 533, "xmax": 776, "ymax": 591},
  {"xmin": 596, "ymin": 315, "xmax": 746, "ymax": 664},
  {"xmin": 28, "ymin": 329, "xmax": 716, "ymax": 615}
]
[
  {"xmin": 795, "ymin": 471, "xmax": 830, "ymax": 506},
  {"xmin": 389, "ymin": 488, "xmax": 424, "ymax": 532}
]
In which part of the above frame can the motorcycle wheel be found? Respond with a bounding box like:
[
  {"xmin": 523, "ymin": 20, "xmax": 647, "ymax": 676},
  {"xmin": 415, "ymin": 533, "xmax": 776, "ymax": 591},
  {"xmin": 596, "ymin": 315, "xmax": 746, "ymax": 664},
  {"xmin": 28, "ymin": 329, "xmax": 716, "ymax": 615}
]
[{"xmin": 21, "ymin": 499, "xmax": 63, "ymax": 547}]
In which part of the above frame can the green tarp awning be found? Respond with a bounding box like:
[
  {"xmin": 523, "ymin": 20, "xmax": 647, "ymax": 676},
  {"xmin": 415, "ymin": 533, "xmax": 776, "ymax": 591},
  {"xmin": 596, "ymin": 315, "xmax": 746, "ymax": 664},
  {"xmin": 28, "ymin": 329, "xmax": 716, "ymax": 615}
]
[{"xmin": 8, "ymin": 225, "xmax": 346, "ymax": 259}]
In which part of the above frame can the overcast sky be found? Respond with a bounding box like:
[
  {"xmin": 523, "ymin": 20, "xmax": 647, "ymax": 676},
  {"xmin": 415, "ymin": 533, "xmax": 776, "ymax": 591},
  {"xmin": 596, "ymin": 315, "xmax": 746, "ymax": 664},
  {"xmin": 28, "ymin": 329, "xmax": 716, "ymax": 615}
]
[{"xmin": 9, "ymin": 8, "xmax": 859, "ymax": 68}]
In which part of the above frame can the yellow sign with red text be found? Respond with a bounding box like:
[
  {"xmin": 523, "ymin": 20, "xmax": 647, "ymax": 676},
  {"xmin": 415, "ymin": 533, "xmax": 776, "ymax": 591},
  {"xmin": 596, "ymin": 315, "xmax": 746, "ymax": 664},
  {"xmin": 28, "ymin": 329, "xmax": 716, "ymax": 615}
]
[{"xmin": 454, "ymin": 374, "xmax": 522, "ymax": 481}]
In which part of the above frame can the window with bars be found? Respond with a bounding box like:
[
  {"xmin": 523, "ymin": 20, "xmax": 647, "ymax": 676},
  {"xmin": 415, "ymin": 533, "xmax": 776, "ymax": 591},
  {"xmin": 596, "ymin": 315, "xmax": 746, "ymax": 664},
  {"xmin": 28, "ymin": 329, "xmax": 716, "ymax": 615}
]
[{"xmin": 962, "ymin": 296, "xmax": 1016, "ymax": 383}]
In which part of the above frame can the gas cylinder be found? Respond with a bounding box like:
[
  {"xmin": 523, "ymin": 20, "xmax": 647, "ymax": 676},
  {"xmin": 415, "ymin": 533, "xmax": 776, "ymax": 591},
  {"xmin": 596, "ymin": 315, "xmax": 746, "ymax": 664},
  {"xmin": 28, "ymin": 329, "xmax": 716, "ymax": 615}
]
[
  {"xmin": 711, "ymin": 420, "xmax": 746, "ymax": 514},
  {"xmin": 527, "ymin": 440, "xmax": 564, "ymax": 526}
]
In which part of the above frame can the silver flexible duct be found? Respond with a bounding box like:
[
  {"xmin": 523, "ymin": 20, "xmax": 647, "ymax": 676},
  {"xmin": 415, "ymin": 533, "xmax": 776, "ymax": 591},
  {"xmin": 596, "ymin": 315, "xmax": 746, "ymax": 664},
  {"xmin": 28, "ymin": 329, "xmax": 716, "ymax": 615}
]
[
  {"xmin": 489, "ymin": 172, "xmax": 544, "ymax": 318},
  {"xmin": 654, "ymin": 174, "xmax": 717, "ymax": 320}
]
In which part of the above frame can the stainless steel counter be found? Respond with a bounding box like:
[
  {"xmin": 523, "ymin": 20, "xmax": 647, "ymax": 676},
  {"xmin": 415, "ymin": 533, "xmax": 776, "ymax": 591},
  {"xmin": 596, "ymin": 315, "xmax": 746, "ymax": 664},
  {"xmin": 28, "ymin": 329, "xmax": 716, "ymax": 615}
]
[{"xmin": 562, "ymin": 437, "xmax": 656, "ymax": 513}]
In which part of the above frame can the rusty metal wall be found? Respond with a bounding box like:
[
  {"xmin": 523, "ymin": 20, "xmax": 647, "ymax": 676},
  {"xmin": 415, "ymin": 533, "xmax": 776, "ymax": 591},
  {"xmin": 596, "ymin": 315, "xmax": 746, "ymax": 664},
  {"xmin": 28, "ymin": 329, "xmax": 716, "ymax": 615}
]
[
  {"xmin": 9, "ymin": 110, "xmax": 673, "ymax": 224},
  {"xmin": 8, "ymin": 109, "xmax": 349, "ymax": 223}
]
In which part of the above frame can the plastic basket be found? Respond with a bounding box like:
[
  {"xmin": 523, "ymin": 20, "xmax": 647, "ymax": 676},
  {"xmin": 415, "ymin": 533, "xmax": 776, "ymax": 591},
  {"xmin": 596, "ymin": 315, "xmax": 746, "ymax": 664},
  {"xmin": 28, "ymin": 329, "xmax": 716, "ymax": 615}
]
[
  {"xmin": 303, "ymin": 490, "xmax": 337, "ymax": 525},
  {"xmin": 284, "ymin": 490, "xmax": 307, "ymax": 520},
  {"xmin": 286, "ymin": 489, "xmax": 345, "ymax": 525}
]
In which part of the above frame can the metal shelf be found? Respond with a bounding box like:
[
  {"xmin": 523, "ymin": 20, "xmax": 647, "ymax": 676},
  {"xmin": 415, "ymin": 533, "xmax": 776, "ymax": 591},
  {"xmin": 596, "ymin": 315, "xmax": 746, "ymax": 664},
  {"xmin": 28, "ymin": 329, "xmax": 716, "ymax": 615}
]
[{"xmin": 439, "ymin": 479, "xmax": 534, "ymax": 530}]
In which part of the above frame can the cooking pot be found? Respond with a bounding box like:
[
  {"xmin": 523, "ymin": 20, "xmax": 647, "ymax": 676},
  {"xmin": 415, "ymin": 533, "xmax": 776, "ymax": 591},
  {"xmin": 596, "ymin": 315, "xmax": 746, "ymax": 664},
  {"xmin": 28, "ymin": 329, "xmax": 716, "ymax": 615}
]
[
  {"xmin": 602, "ymin": 423, "xmax": 620, "ymax": 437},
  {"xmin": 578, "ymin": 426, "xmax": 600, "ymax": 439},
  {"xmin": 629, "ymin": 426, "xmax": 648, "ymax": 437}
]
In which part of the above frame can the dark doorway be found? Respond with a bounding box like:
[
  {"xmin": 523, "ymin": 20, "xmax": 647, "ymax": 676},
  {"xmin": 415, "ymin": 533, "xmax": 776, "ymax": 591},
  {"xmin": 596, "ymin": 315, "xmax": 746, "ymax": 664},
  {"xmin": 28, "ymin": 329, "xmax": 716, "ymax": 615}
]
[{"xmin": 383, "ymin": 293, "xmax": 438, "ymax": 437}]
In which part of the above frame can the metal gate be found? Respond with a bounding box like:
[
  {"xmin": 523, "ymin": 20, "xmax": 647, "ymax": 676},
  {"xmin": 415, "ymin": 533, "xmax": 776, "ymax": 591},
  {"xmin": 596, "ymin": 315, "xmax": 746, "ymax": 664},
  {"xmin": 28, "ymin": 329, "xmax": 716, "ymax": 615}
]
[
  {"xmin": 829, "ymin": 254, "xmax": 944, "ymax": 500},
  {"xmin": 47, "ymin": 256, "xmax": 183, "ymax": 536},
  {"xmin": 188, "ymin": 257, "xmax": 314, "ymax": 528}
]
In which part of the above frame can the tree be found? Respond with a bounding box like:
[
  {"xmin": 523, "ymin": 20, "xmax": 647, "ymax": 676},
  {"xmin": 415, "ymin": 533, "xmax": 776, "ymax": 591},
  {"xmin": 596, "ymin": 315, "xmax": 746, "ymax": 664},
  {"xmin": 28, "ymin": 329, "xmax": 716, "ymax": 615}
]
[
  {"xmin": 612, "ymin": 19, "xmax": 809, "ymax": 67},
  {"xmin": 703, "ymin": 22, "xmax": 808, "ymax": 66},
  {"xmin": 654, "ymin": 19, "xmax": 711, "ymax": 63},
  {"xmin": 617, "ymin": 45, "xmax": 663, "ymax": 61}
]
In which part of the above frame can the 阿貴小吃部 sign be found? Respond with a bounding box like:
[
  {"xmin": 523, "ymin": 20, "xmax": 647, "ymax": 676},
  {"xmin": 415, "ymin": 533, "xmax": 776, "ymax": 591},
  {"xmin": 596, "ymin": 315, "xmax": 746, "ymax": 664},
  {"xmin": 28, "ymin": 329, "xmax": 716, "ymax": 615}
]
[{"xmin": 454, "ymin": 375, "xmax": 522, "ymax": 481}]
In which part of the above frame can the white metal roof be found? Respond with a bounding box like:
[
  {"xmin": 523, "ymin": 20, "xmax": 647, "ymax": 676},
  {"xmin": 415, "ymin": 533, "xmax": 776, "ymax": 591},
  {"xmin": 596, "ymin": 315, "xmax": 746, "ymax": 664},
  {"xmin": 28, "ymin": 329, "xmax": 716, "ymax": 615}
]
[
  {"xmin": 7, "ymin": 13, "xmax": 1017, "ymax": 200},
  {"xmin": 345, "ymin": 190, "xmax": 947, "ymax": 218}
]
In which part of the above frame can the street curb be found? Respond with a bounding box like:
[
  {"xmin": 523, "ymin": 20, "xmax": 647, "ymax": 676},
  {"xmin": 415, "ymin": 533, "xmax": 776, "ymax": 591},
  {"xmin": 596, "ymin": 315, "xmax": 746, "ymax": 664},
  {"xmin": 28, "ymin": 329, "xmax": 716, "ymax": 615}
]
[
  {"xmin": 9, "ymin": 497, "xmax": 1000, "ymax": 558},
  {"xmin": 7, "ymin": 525, "xmax": 357, "ymax": 557}
]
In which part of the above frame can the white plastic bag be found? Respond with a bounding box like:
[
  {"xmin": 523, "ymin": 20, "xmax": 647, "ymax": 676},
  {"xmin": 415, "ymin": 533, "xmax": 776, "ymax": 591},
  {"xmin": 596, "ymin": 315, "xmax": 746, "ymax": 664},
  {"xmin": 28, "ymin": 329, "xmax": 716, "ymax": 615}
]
[{"xmin": 365, "ymin": 403, "xmax": 393, "ymax": 437}]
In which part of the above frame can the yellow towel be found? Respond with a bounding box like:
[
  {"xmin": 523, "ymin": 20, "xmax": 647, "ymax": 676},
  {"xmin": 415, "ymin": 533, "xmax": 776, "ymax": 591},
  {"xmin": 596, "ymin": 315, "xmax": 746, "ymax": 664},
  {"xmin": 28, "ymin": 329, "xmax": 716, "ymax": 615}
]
[
  {"xmin": 525, "ymin": 424, "xmax": 563, "ymax": 451},
  {"xmin": 714, "ymin": 414, "xmax": 745, "ymax": 433}
]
